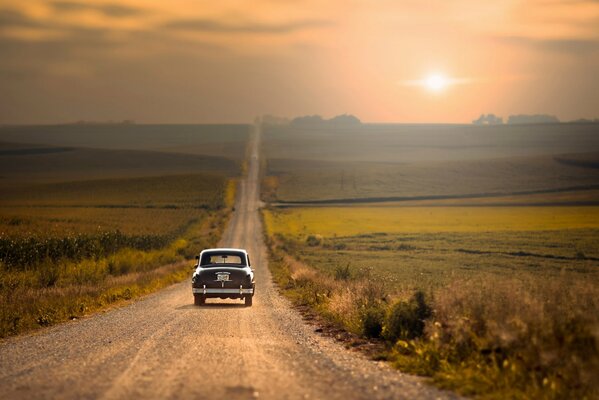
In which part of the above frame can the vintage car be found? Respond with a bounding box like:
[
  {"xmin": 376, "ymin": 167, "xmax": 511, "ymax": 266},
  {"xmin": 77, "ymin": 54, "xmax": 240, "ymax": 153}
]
[{"xmin": 191, "ymin": 248, "xmax": 255, "ymax": 306}]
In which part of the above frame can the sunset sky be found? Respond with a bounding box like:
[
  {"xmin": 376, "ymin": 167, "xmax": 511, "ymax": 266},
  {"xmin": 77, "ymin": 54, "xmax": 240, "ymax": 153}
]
[{"xmin": 1, "ymin": 0, "xmax": 598, "ymax": 124}]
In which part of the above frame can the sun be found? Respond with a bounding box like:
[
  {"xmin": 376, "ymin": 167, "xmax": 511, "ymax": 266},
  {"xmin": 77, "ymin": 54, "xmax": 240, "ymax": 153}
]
[{"xmin": 425, "ymin": 74, "xmax": 448, "ymax": 92}]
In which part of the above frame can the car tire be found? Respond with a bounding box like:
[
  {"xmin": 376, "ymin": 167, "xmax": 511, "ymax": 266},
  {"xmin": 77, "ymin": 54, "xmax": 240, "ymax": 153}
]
[
  {"xmin": 194, "ymin": 294, "xmax": 205, "ymax": 306},
  {"xmin": 244, "ymin": 296, "xmax": 253, "ymax": 307}
]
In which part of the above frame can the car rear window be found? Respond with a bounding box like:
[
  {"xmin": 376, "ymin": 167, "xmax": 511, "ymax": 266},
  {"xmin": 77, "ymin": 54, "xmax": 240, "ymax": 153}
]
[{"xmin": 200, "ymin": 252, "xmax": 246, "ymax": 267}]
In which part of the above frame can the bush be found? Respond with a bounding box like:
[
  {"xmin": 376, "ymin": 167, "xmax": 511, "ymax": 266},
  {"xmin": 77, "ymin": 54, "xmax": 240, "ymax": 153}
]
[
  {"xmin": 305, "ymin": 234, "xmax": 322, "ymax": 247},
  {"xmin": 384, "ymin": 290, "xmax": 432, "ymax": 341},
  {"xmin": 334, "ymin": 264, "xmax": 352, "ymax": 280},
  {"xmin": 362, "ymin": 306, "xmax": 385, "ymax": 338},
  {"xmin": 37, "ymin": 263, "xmax": 61, "ymax": 287}
]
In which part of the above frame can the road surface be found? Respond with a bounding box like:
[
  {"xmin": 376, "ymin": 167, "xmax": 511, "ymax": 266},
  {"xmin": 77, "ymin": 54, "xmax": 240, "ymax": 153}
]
[{"xmin": 0, "ymin": 126, "xmax": 459, "ymax": 400}]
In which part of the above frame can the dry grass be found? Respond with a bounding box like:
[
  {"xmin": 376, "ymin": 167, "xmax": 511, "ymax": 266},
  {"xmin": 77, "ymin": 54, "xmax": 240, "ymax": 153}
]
[
  {"xmin": 0, "ymin": 172, "xmax": 236, "ymax": 338},
  {"xmin": 264, "ymin": 205, "xmax": 599, "ymax": 398},
  {"xmin": 0, "ymin": 208, "xmax": 230, "ymax": 338},
  {"xmin": 0, "ymin": 207, "xmax": 198, "ymax": 237}
]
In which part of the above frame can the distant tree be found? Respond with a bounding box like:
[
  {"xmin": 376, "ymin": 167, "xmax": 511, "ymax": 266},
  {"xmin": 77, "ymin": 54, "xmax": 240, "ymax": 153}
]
[
  {"xmin": 567, "ymin": 118, "xmax": 599, "ymax": 124},
  {"xmin": 291, "ymin": 115, "xmax": 325, "ymax": 126},
  {"xmin": 472, "ymin": 114, "xmax": 503, "ymax": 125},
  {"xmin": 507, "ymin": 114, "xmax": 560, "ymax": 124},
  {"xmin": 329, "ymin": 114, "xmax": 362, "ymax": 126},
  {"xmin": 290, "ymin": 114, "xmax": 361, "ymax": 127}
]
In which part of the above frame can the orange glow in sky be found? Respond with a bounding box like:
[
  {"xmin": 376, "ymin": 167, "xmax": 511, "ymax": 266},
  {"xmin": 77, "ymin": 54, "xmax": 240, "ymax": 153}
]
[{"xmin": 0, "ymin": 0, "xmax": 598, "ymax": 123}]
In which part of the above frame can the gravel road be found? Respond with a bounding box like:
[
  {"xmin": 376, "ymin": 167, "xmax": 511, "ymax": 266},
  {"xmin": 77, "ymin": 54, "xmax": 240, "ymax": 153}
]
[{"xmin": 0, "ymin": 127, "xmax": 460, "ymax": 400}]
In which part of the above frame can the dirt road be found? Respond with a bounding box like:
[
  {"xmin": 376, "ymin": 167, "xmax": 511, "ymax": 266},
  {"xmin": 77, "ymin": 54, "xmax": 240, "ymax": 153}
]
[{"xmin": 0, "ymin": 126, "xmax": 459, "ymax": 400}]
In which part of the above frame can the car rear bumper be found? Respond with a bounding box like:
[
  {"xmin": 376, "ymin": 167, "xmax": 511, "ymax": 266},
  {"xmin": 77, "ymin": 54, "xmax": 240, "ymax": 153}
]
[{"xmin": 192, "ymin": 286, "xmax": 254, "ymax": 295}]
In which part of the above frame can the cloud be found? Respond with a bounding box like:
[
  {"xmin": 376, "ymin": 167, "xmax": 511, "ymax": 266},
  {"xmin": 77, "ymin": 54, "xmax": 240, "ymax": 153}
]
[
  {"xmin": 499, "ymin": 36, "xmax": 599, "ymax": 55},
  {"xmin": 0, "ymin": 9, "xmax": 119, "ymax": 45},
  {"xmin": 163, "ymin": 18, "xmax": 330, "ymax": 34},
  {"xmin": 0, "ymin": 9, "xmax": 39, "ymax": 28},
  {"xmin": 51, "ymin": 1, "xmax": 145, "ymax": 17}
]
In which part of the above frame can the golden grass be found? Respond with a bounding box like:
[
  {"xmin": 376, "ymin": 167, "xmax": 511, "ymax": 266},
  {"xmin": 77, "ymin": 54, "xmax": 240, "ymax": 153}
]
[
  {"xmin": 225, "ymin": 178, "xmax": 237, "ymax": 208},
  {"xmin": 0, "ymin": 207, "xmax": 198, "ymax": 237},
  {"xmin": 0, "ymin": 208, "xmax": 230, "ymax": 338},
  {"xmin": 0, "ymin": 174, "xmax": 234, "ymax": 238},
  {"xmin": 263, "ymin": 203, "xmax": 599, "ymax": 398},
  {"xmin": 264, "ymin": 206, "xmax": 599, "ymax": 237},
  {"xmin": 0, "ymin": 173, "xmax": 236, "ymax": 337},
  {"xmin": 0, "ymin": 174, "xmax": 227, "ymax": 208}
]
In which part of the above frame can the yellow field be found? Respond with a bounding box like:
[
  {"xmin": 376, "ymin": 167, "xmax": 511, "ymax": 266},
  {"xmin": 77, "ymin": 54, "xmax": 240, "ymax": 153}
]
[
  {"xmin": 263, "ymin": 206, "xmax": 599, "ymax": 237},
  {"xmin": 0, "ymin": 206, "xmax": 201, "ymax": 237}
]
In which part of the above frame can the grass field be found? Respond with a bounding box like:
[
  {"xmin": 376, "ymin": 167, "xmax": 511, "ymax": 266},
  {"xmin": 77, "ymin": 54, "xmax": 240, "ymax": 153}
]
[
  {"xmin": 0, "ymin": 143, "xmax": 239, "ymax": 186},
  {"xmin": 264, "ymin": 205, "xmax": 599, "ymax": 398},
  {"xmin": 0, "ymin": 174, "xmax": 229, "ymax": 209},
  {"xmin": 265, "ymin": 155, "xmax": 599, "ymax": 203},
  {"xmin": 0, "ymin": 124, "xmax": 250, "ymax": 159},
  {"xmin": 0, "ymin": 123, "xmax": 246, "ymax": 338},
  {"xmin": 263, "ymin": 123, "xmax": 599, "ymax": 163},
  {"xmin": 0, "ymin": 173, "xmax": 234, "ymax": 337},
  {"xmin": 262, "ymin": 123, "xmax": 599, "ymax": 204},
  {"xmin": 264, "ymin": 206, "xmax": 599, "ymax": 236}
]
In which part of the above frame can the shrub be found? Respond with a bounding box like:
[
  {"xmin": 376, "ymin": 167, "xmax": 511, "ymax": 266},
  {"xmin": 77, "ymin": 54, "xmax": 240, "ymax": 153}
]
[
  {"xmin": 334, "ymin": 263, "xmax": 352, "ymax": 280},
  {"xmin": 362, "ymin": 306, "xmax": 385, "ymax": 338},
  {"xmin": 37, "ymin": 263, "xmax": 61, "ymax": 287},
  {"xmin": 384, "ymin": 290, "xmax": 432, "ymax": 341},
  {"xmin": 305, "ymin": 234, "xmax": 322, "ymax": 247}
]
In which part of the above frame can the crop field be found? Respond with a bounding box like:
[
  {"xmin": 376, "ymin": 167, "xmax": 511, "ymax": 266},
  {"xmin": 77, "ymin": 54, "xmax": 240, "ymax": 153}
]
[
  {"xmin": 264, "ymin": 206, "xmax": 599, "ymax": 291},
  {"xmin": 265, "ymin": 155, "xmax": 599, "ymax": 203},
  {"xmin": 0, "ymin": 124, "xmax": 243, "ymax": 338},
  {"xmin": 264, "ymin": 204, "xmax": 599, "ymax": 398},
  {"xmin": 263, "ymin": 123, "xmax": 599, "ymax": 163},
  {"xmin": 264, "ymin": 206, "xmax": 599, "ymax": 236},
  {"xmin": 0, "ymin": 143, "xmax": 239, "ymax": 186},
  {"xmin": 0, "ymin": 124, "xmax": 250, "ymax": 159},
  {"xmin": 262, "ymin": 123, "xmax": 599, "ymax": 204},
  {"xmin": 0, "ymin": 172, "xmax": 234, "ymax": 337},
  {"xmin": 0, "ymin": 173, "xmax": 230, "ymax": 209}
]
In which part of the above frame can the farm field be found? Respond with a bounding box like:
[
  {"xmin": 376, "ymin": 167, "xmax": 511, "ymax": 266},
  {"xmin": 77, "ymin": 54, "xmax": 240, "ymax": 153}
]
[
  {"xmin": 262, "ymin": 123, "xmax": 599, "ymax": 204},
  {"xmin": 0, "ymin": 124, "xmax": 250, "ymax": 159},
  {"xmin": 264, "ymin": 206, "xmax": 599, "ymax": 236},
  {"xmin": 0, "ymin": 173, "xmax": 231, "ymax": 209},
  {"xmin": 0, "ymin": 142, "xmax": 239, "ymax": 186},
  {"xmin": 0, "ymin": 172, "xmax": 235, "ymax": 337},
  {"xmin": 0, "ymin": 124, "xmax": 245, "ymax": 338},
  {"xmin": 265, "ymin": 154, "xmax": 599, "ymax": 203},
  {"xmin": 263, "ymin": 123, "xmax": 599, "ymax": 163},
  {"xmin": 263, "ymin": 204, "xmax": 599, "ymax": 398},
  {"xmin": 261, "ymin": 122, "xmax": 599, "ymax": 398}
]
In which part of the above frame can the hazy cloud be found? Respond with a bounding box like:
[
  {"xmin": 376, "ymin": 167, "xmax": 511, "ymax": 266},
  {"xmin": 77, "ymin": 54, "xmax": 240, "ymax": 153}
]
[
  {"xmin": 0, "ymin": 0, "xmax": 598, "ymax": 123},
  {"xmin": 500, "ymin": 36, "xmax": 599, "ymax": 55},
  {"xmin": 163, "ymin": 18, "xmax": 330, "ymax": 34},
  {"xmin": 0, "ymin": 9, "xmax": 40, "ymax": 28},
  {"xmin": 51, "ymin": 1, "xmax": 145, "ymax": 17}
]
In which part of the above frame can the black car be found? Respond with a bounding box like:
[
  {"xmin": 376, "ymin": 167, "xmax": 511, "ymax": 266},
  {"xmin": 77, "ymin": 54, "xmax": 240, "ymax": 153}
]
[{"xmin": 191, "ymin": 248, "xmax": 255, "ymax": 306}]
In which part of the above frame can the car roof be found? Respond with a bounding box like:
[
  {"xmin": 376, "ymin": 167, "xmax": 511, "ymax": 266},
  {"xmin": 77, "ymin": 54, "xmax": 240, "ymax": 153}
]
[{"xmin": 199, "ymin": 248, "xmax": 248, "ymax": 255}]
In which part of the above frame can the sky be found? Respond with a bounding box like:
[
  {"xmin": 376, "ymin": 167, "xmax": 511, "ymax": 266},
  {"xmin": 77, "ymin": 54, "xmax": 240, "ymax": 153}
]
[{"xmin": 0, "ymin": 0, "xmax": 598, "ymax": 124}]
